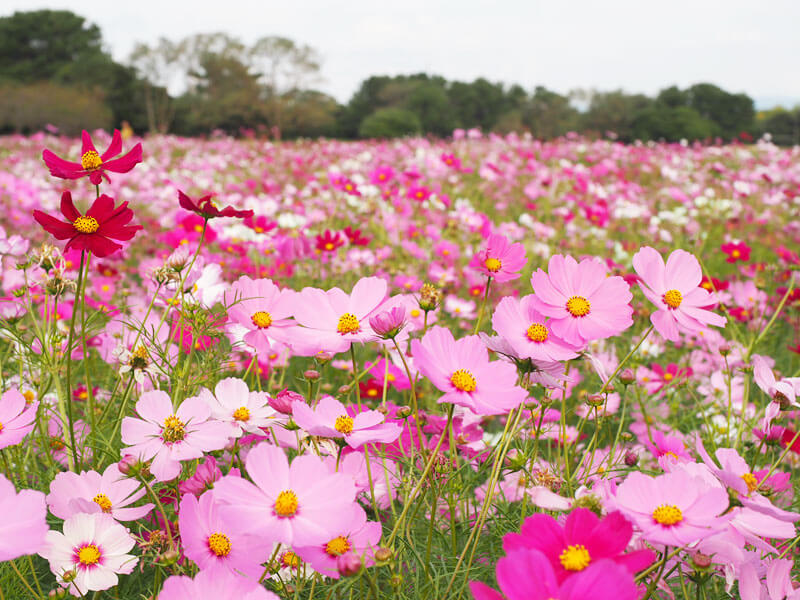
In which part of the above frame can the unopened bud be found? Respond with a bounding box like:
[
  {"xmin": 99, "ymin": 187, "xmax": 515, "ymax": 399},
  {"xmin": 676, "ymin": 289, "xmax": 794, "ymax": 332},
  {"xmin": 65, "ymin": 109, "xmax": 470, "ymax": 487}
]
[
  {"xmin": 624, "ymin": 450, "xmax": 639, "ymax": 467},
  {"xmin": 374, "ymin": 546, "xmax": 393, "ymax": 562},
  {"xmin": 337, "ymin": 553, "xmax": 362, "ymax": 577},
  {"xmin": 586, "ymin": 394, "xmax": 605, "ymax": 407},
  {"xmin": 337, "ymin": 385, "xmax": 351, "ymax": 396},
  {"xmin": 396, "ymin": 406, "xmax": 412, "ymax": 419},
  {"xmin": 49, "ymin": 589, "xmax": 68, "ymax": 599},
  {"xmin": 618, "ymin": 368, "xmax": 636, "ymax": 385},
  {"xmin": 719, "ymin": 344, "xmax": 731, "ymax": 357},
  {"xmin": 303, "ymin": 369, "xmax": 320, "ymax": 381},
  {"xmin": 692, "ymin": 552, "xmax": 713, "ymax": 569},
  {"xmin": 117, "ymin": 454, "xmax": 139, "ymax": 476},
  {"xmin": 270, "ymin": 389, "xmax": 303, "ymax": 414},
  {"xmin": 157, "ymin": 549, "xmax": 179, "ymax": 566}
]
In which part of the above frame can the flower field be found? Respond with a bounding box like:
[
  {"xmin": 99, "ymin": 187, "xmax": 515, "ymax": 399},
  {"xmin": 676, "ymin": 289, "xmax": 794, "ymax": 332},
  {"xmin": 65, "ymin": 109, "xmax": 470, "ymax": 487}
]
[{"xmin": 0, "ymin": 128, "xmax": 798, "ymax": 599}]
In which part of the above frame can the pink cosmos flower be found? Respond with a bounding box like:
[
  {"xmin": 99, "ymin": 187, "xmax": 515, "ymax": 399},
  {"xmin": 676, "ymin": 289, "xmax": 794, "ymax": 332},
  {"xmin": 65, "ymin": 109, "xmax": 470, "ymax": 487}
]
[
  {"xmin": 121, "ymin": 390, "xmax": 234, "ymax": 482},
  {"xmin": 369, "ymin": 306, "xmax": 407, "ymax": 339},
  {"xmin": 225, "ymin": 276, "xmax": 297, "ymax": 355},
  {"xmin": 613, "ymin": 469, "xmax": 730, "ymax": 546},
  {"xmin": 213, "ymin": 442, "xmax": 356, "ymax": 547},
  {"xmin": 411, "ymin": 326, "xmax": 528, "ymax": 415},
  {"xmin": 42, "ymin": 129, "xmax": 142, "ymax": 185},
  {"xmin": 0, "ymin": 388, "xmax": 38, "ymax": 449},
  {"xmin": 753, "ymin": 354, "xmax": 799, "ymax": 408},
  {"xmin": 295, "ymin": 505, "xmax": 382, "ymax": 578},
  {"xmin": 178, "ymin": 491, "xmax": 270, "ymax": 578},
  {"xmin": 0, "ymin": 473, "xmax": 48, "ymax": 561},
  {"xmin": 491, "ymin": 295, "xmax": 580, "ymax": 362},
  {"xmin": 47, "ymin": 463, "xmax": 152, "ymax": 522},
  {"xmin": 469, "ymin": 548, "xmax": 637, "ymax": 600},
  {"xmin": 290, "ymin": 277, "xmax": 387, "ymax": 356},
  {"xmin": 470, "ymin": 233, "xmax": 527, "ymax": 282},
  {"xmin": 632, "ymin": 246, "xmax": 726, "ymax": 342},
  {"xmin": 40, "ymin": 512, "xmax": 137, "ymax": 596},
  {"xmin": 502, "ymin": 508, "xmax": 655, "ymax": 582},
  {"xmin": 529, "ymin": 254, "xmax": 633, "ymax": 346},
  {"xmin": 199, "ymin": 377, "xmax": 282, "ymax": 437},
  {"xmin": 179, "ymin": 456, "xmax": 237, "ymax": 497},
  {"xmin": 293, "ymin": 396, "xmax": 401, "ymax": 448},
  {"xmin": 159, "ymin": 569, "xmax": 279, "ymax": 600}
]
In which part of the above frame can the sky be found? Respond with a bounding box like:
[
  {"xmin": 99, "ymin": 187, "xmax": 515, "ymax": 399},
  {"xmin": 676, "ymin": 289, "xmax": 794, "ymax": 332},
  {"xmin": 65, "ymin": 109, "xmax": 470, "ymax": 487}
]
[{"xmin": 1, "ymin": 0, "xmax": 798, "ymax": 109}]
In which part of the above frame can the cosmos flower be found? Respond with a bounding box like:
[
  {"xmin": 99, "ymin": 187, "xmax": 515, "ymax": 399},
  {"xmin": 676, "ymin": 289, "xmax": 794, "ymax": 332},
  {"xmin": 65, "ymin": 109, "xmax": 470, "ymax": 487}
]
[
  {"xmin": 469, "ymin": 547, "xmax": 638, "ymax": 600},
  {"xmin": 40, "ymin": 512, "xmax": 138, "ymax": 596},
  {"xmin": 178, "ymin": 190, "xmax": 254, "ymax": 220},
  {"xmin": 470, "ymin": 233, "xmax": 527, "ymax": 282},
  {"xmin": 225, "ymin": 276, "xmax": 297, "ymax": 356},
  {"xmin": 411, "ymin": 326, "xmax": 528, "ymax": 415},
  {"xmin": 33, "ymin": 191, "xmax": 143, "ymax": 258},
  {"xmin": 632, "ymin": 246, "xmax": 726, "ymax": 342},
  {"xmin": 315, "ymin": 229, "xmax": 345, "ymax": 253},
  {"xmin": 0, "ymin": 473, "xmax": 48, "ymax": 561},
  {"xmin": 121, "ymin": 390, "xmax": 234, "ymax": 482},
  {"xmin": 178, "ymin": 491, "xmax": 270, "ymax": 578},
  {"xmin": 47, "ymin": 463, "xmax": 153, "ymax": 522},
  {"xmin": 159, "ymin": 569, "xmax": 279, "ymax": 600},
  {"xmin": 502, "ymin": 508, "xmax": 654, "ymax": 582},
  {"xmin": 198, "ymin": 377, "xmax": 283, "ymax": 437},
  {"xmin": 0, "ymin": 388, "xmax": 38, "ymax": 449},
  {"xmin": 213, "ymin": 442, "xmax": 356, "ymax": 547},
  {"xmin": 529, "ymin": 254, "xmax": 633, "ymax": 346},
  {"xmin": 613, "ymin": 469, "xmax": 730, "ymax": 546},
  {"xmin": 720, "ymin": 241, "xmax": 751, "ymax": 263},
  {"xmin": 491, "ymin": 295, "xmax": 580, "ymax": 362},
  {"xmin": 42, "ymin": 129, "xmax": 142, "ymax": 185},
  {"xmin": 292, "ymin": 395, "xmax": 401, "ymax": 448}
]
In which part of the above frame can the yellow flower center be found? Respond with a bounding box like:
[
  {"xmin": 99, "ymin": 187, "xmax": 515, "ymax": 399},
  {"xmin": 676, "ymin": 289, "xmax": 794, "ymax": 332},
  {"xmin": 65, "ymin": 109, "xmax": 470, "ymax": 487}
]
[
  {"xmin": 484, "ymin": 257, "xmax": 502, "ymax": 272},
  {"xmin": 335, "ymin": 415, "xmax": 354, "ymax": 434},
  {"xmin": 526, "ymin": 322, "xmax": 549, "ymax": 343},
  {"xmin": 282, "ymin": 550, "xmax": 301, "ymax": 569},
  {"xmin": 652, "ymin": 504, "xmax": 683, "ymax": 526},
  {"xmin": 23, "ymin": 390, "xmax": 35, "ymax": 404},
  {"xmin": 78, "ymin": 544, "xmax": 101, "ymax": 566},
  {"xmin": 663, "ymin": 372, "xmax": 673, "ymax": 381},
  {"xmin": 233, "ymin": 407, "xmax": 250, "ymax": 422},
  {"xmin": 741, "ymin": 472, "xmax": 758, "ymax": 493},
  {"xmin": 162, "ymin": 415, "xmax": 186, "ymax": 443},
  {"xmin": 92, "ymin": 493, "xmax": 112, "ymax": 512},
  {"xmin": 337, "ymin": 313, "xmax": 360, "ymax": 334},
  {"xmin": 325, "ymin": 535, "xmax": 352, "ymax": 556},
  {"xmin": 566, "ymin": 295, "xmax": 591, "ymax": 317},
  {"xmin": 559, "ymin": 544, "xmax": 591, "ymax": 571},
  {"xmin": 663, "ymin": 289, "xmax": 682, "ymax": 309},
  {"xmin": 251, "ymin": 311, "xmax": 272, "ymax": 329},
  {"xmin": 207, "ymin": 532, "xmax": 232, "ymax": 557},
  {"xmin": 73, "ymin": 216, "xmax": 100, "ymax": 234},
  {"xmin": 80, "ymin": 151, "xmax": 102, "ymax": 171},
  {"xmin": 324, "ymin": 242, "xmax": 334, "ymax": 251},
  {"xmin": 410, "ymin": 309, "xmax": 421, "ymax": 317},
  {"xmin": 50, "ymin": 436, "xmax": 65, "ymax": 450},
  {"xmin": 450, "ymin": 369, "xmax": 477, "ymax": 392},
  {"xmin": 731, "ymin": 249, "xmax": 741, "ymax": 258},
  {"xmin": 0, "ymin": 422, "xmax": 3, "ymax": 432},
  {"xmin": 274, "ymin": 490, "xmax": 298, "ymax": 517}
]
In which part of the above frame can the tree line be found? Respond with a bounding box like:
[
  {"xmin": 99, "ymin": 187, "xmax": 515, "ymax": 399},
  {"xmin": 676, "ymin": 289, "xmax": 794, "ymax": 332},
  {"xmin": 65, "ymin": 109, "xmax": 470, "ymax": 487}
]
[{"xmin": 1, "ymin": 9, "xmax": 798, "ymax": 144}]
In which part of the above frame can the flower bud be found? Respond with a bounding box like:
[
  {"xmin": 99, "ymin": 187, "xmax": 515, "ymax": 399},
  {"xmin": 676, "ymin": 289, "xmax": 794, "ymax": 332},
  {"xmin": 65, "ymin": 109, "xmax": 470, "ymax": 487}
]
[
  {"xmin": 337, "ymin": 385, "xmax": 351, "ymax": 396},
  {"xmin": 49, "ymin": 588, "xmax": 69, "ymax": 599},
  {"xmin": 719, "ymin": 344, "xmax": 731, "ymax": 357},
  {"xmin": 618, "ymin": 368, "xmax": 636, "ymax": 385},
  {"xmin": 374, "ymin": 546, "xmax": 393, "ymax": 562},
  {"xmin": 586, "ymin": 394, "xmax": 605, "ymax": 407},
  {"xmin": 303, "ymin": 369, "xmax": 320, "ymax": 381},
  {"xmin": 157, "ymin": 549, "xmax": 179, "ymax": 566},
  {"xmin": 269, "ymin": 389, "xmax": 304, "ymax": 414},
  {"xmin": 691, "ymin": 552, "xmax": 712, "ymax": 569},
  {"xmin": 117, "ymin": 454, "xmax": 140, "ymax": 476},
  {"xmin": 624, "ymin": 450, "xmax": 639, "ymax": 467},
  {"xmin": 419, "ymin": 283, "xmax": 441, "ymax": 311},
  {"xmin": 395, "ymin": 406, "xmax": 412, "ymax": 419},
  {"xmin": 369, "ymin": 306, "xmax": 406, "ymax": 339},
  {"xmin": 336, "ymin": 553, "xmax": 362, "ymax": 577}
]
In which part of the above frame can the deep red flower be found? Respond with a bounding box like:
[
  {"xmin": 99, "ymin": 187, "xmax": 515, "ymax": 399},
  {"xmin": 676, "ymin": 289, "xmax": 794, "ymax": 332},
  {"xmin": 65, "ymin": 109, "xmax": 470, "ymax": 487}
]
[
  {"xmin": 177, "ymin": 190, "xmax": 254, "ymax": 220},
  {"xmin": 315, "ymin": 230, "xmax": 345, "ymax": 253},
  {"xmin": 343, "ymin": 226, "xmax": 370, "ymax": 247},
  {"xmin": 33, "ymin": 192, "xmax": 142, "ymax": 258},
  {"xmin": 244, "ymin": 214, "xmax": 276, "ymax": 234},
  {"xmin": 720, "ymin": 241, "xmax": 751, "ymax": 263},
  {"xmin": 42, "ymin": 130, "xmax": 142, "ymax": 185},
  {"xmin": 700, "ymin": 275, "xmax": 729, "ymax": 292}
]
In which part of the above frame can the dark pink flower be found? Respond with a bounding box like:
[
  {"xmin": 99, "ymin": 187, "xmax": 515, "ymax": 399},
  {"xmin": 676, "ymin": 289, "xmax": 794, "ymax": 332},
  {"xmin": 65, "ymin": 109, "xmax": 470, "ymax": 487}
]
[{"xmin": 42, "ymin": 129, "xmax": 142, "ymax": 185}]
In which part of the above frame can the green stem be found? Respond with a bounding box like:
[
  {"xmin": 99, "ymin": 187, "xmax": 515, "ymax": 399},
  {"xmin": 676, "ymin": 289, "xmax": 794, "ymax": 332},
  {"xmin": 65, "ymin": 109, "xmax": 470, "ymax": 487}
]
[{"xmin": 473, "ymin": 277, "xmax": 492, "ymax": 334}]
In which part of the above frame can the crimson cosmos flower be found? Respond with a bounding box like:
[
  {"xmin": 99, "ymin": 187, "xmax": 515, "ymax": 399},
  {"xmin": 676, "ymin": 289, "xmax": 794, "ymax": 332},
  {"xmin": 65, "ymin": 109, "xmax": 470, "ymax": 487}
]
[
  {"xmin": 178, "ymin": 190, "xmax": 254, "ymax": 219},
  {"xmin": 33, "ymin": 191, "xmax": 143, "ymax": 257},
  {"xmin": 42, "ymin": 130, "xmax": 142, "ymax": 185}
]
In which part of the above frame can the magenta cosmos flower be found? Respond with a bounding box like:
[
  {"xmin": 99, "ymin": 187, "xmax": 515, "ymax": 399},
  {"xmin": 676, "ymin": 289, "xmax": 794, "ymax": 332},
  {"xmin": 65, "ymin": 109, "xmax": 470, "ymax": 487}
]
[
  {"xmin": 614, "ymin": 469, "xmax": 730, "ymax": 546},
  {"xmin": 121, "ymin": 390, "xmax": 234, "ymax": 482},
  {"xmin": 0, "ymin": 388, "xmax": 38, "ymax": 449},
  {"xmin": 198, "ymin": 377, "xmax": 282, "ymax": 437},
  {"xmin": 290, "ymin": 276, "xmax": 388, "ymax": 356},
  {"xmin": 178, "ymin": 491, "xmax": 270, "ymax": 579},
  {"xmin": 469, "ymin": 547, "xmax": 637, "ymax": 600},
  {"xmin": 159, "ymin": 569, "xmax": 279, "ymax": 600},
  {"xmin": 470, "ymin": 233, "xmax": 527, "ymax": 282},
  {"xmin": 529, "ymin": 254, "xmax": 633, "ymax": 346},
  {"xmin": 492, "ymin": 295, "xmax": 580, "ymax": 362},
  {"xmin": 293, "ymin": 396, "xmax": 401, "ymax": 448},
  {"xmin": 295, "ymin": 505, "xmax": 382, "ymax": 579},
  {"xmin": 40, "ymin": 512, "xmax": 137, "ymax": 596},
  {"xmin": 213, "ymin": 442, "xmax": 356, "ymax": 547},
  {"xmin": 502, "ymin": 508, "xmax": 654, "ymax": 583},
  {"xmin": 411, "ymin": 326, "xmax": 528, "ymax": 415},
  {"xmin": 0, "ymin": 473, "xmax": 48, "ymax": 561},
  {"xmin": 47, "ymin": 463, "xmax": 152, "ymax": 522},
  {"xmin": 226, "ymin": 276, "xmax": 297, "ymax": 355},
  {"xmin": 42, "ymin": 129, "xmax": 143, "ymax": 185},
  {"xmin": 632, "ymin": 246, "xmax": 726, "ymax": 342}
]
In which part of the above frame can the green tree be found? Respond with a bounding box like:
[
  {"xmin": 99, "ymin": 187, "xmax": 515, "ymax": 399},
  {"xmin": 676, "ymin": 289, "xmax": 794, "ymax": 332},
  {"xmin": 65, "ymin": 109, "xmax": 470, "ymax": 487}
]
[
  {"xmin": 581, "ymin": 90, "xmax": 653, "ymax": 141},
  {"xmin": 358, "ymin": 107, "xmax": 421, "ymax": 138},
  {"xmin": 630, "ymin": 105, "xmax": 715, "ymax": 142},
  {"xmin": 521, "ymin": 86, "xmax": 580, "ymax": 139},
  {"xmin": 685, "ymin": 83, "xmax": 755, "ymax": 139}
]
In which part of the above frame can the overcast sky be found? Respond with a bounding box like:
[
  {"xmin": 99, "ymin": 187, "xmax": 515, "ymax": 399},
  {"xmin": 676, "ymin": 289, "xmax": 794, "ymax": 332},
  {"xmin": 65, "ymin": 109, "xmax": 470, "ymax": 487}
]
[{"xmin": 2, "ymin": 0, "xmax": 798, "ymax": 108}]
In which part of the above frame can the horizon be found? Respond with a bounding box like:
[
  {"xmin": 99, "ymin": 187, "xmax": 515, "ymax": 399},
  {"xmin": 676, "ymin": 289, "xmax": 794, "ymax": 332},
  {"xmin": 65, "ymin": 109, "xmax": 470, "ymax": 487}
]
[{"xmin": 1, "ymin": 0, "xmax": 798, "ymax": 110}]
